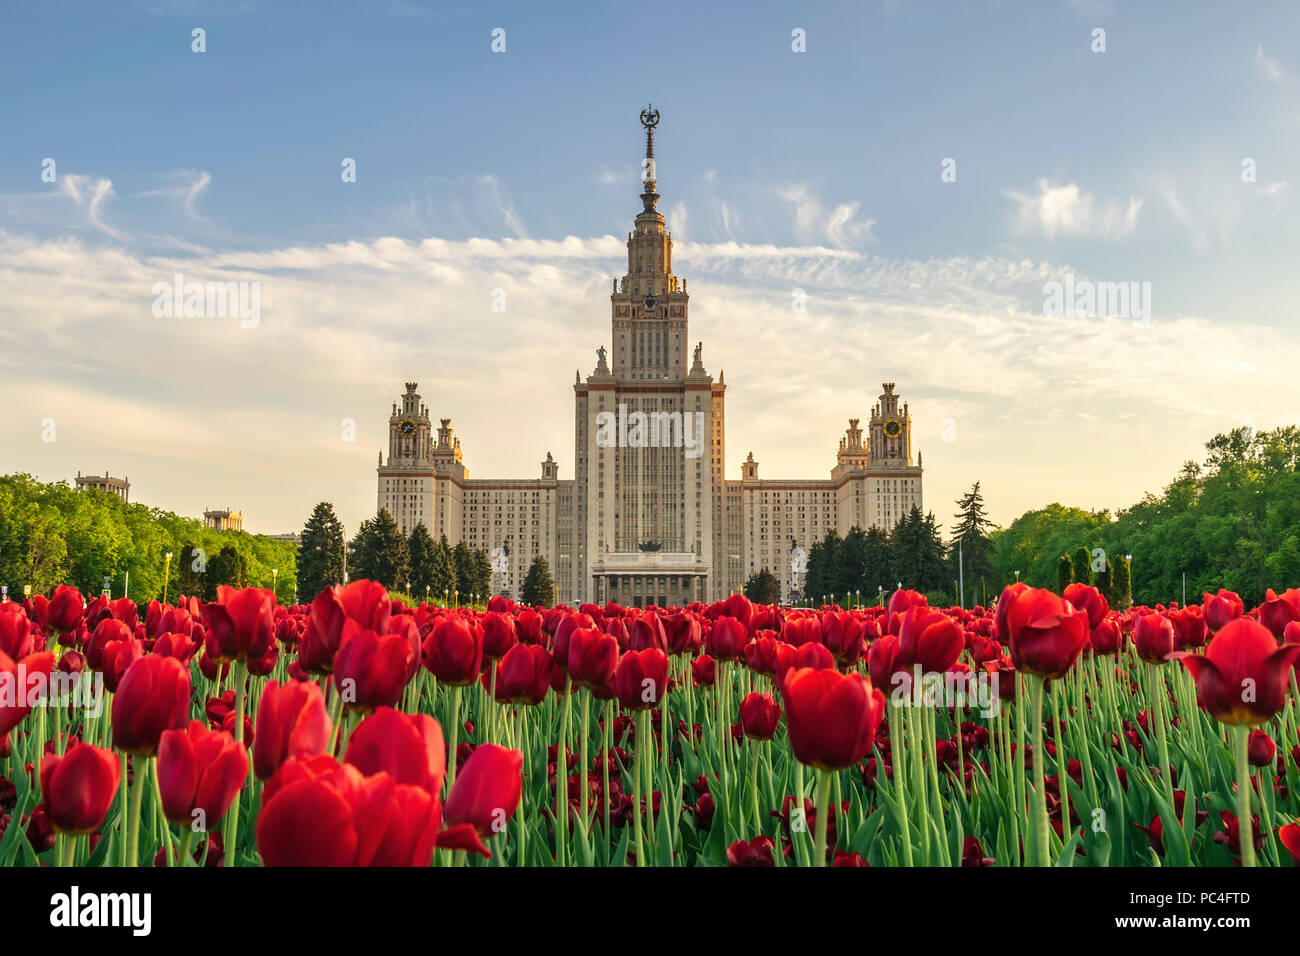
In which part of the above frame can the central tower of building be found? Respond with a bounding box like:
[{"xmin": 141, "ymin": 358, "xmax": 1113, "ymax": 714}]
[{"xmin": 572, "ymin": 106, "xmax": 724, "ymax": 607}]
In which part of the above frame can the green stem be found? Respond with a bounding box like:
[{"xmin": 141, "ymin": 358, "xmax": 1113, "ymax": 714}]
[
  {"xmin": 813, "ymin": 768, "xmax": 833, "ymax": 867},
  {"xmin": 223, "ymin": 660, "xmax": 247, "ymax": 864},
  {"xmin": 1233, "ymin": 725, "xmax": 1256, "ymax": 867},
  {"xmin": 1029, "ymin": 677, "xmax": 1050, "ymax": 867},
  {"xmin": 124, "ymin": 756, "xmax": 149, "ymax": 868},
  {"xmin": 888, "ymin": 702, "xmax": 914, "ymax": 866}
]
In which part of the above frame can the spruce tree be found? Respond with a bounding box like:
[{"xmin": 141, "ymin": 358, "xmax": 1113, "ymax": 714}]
[
  {"xmin": 1109, "ymin": 555, "xmax": 1132, "ymax": 610},
  {"xmin": 804, "ymin": 539, "xmax": 827, "ymax": 603},
  {"xmin": 521, "ymin": 555, "xmax": 556, "ymax": 606},
  {"xmin": 471, "ymin": 548, "xmax": 492, "ymax": 600},
  {"xmin": 743, "ymin": 567, "xmax": 781, "ymax": 605},
  {"xmin": 407, "ymin": 523, "xmax": 436, "ymax": 600},
  {"xmin": 432, "ymin": 534, "xmax": 457, "ymax": 602},
  {"xmin": 347, "ymin": 518, "xmax": 376, "ymax": 582},
  {"xmin": 1095, "ymin": 557, "xmax": 1113, "ymax": 599},
  {"xmin": 1072, "ymin": 546, "xmax": 1094, "ymax": 586},
  {"xmin": 452, "ymin": 540, "xmax": 473, "ymax": 599},
  {"xmin": 177, "ymin": 541, "xmax": 204, "ymax": 599},
  {"xmin": 369, "ymin": 508, "xmax": 409, "ymax": 591},
  {"xmin": 1056, "ymin": 553, "xmax": 1075, "ymax": 594},
  {"xmin": 862, "ymin": 527, "xmax": 892, "ymax": 603},
  {"xmin": 297, "ymin": 502, "xmax": 345, "ymax": 602},
  {"xmin": 840, "ymin": 526, "xmax": 868, "ymax": 599},
  {"xmin": 951, "ymin": 482, "xmax": 996, "ymax": 601}
]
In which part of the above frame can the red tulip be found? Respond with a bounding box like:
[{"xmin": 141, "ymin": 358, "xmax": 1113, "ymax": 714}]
[
  {"xmin": 867, "ymin": 633, "xmax": 904, "ymax": 687},
  {"xmin": 614, "ymin": 648, "xmax": 669, "ymax": 711},
  {"xmin": 1180, "ymin": 618, "xmax": 1300, "ymax": 726},
  {"xmin": 344, "ymin": 707, "xmax": 445, "ymax": 794},
  {"xmin": 256, "ymin": 756, "xmax": 440, "ymax": 866},
  {"xmin": 1169, "ymin": 606, "xmax": 1207, "ymax": 649},
  {"xmin": 515, "ymin": 608, "xmax": 543, "ymax": 644},
  {"xmin": 821, "ymin": 612, "xmax": 865, "ymax": 666},
  {"xmin": 780, "ymin": 667, "xmax": 885, "ymax": 770},
  {"xmin": 496, "ymin": 643, "xmax": 553, "ymax": 705},
  {"xmin": 480, "ymin": 612, "xmax": 518, "ymax": 659},
  {"xmin": 1000, "ymin": 586, "xmax": 1090, "ymax": 680},
  {"xmin": 0, "ymin": 650, "xmax": 55, "ymax": 738},
  {"xmin": 157, "ymin": 720, "xmax": 248, "ymax": 827},
  {"xmin": 727, "ymin": 835, "xmax": 776, "ymax": 867},
  {"xmin": 1133, "ymin": 612, "xmax": 1176, "ymax": 664},
  {"xmin": 111, "ymin": 654, "xmax": 191, "ymax": 756},
  {"xmin": 1202, "ymin": 589, "xmax": 1243, "ymax": 634},
  {"xmin": 40, "ymin": 742, "xmax": 120, "ymax": 834},
  {"xmin": 252, "ymin": 679, "xmax": 331, "ymax": 780},
  {"xmin": 707, "ymin": 616, "xmax": 748, "ymax": 660},
  {"xmin": 1090, "ymin": 616, "xmax": 1124, "ymax": 655},
  {"xmin": 1063, "ymin": 584, "xmax": 1109, "ymax": 631},
  {"xmin": 0, "ymin": 603, "xmax": 33, "ymax": 659},
  {"xmin": 629, "ymin": 612, "xmax": 668, "ymax": 652},
  {"xmin": 1280, "ymin": 822, "xmax": 1300, "ymax": 864},
  {"xmin": 720, "ymin": 593, "xmax": 753, "ymax": 630},
  {"xmin": 691, "ymin": 654, "xmax": 716, "ymax": 687},
  {"xmin": 47, "ymin": 585, "xmax": 85, "ymax": 635},
  {"xmin": 332, "ymin": 623, "xmax": 415, "ymax": 713},
  {"xmin": 567, "ymin": 627, "xmax": 618, "ymax": 691},
  {"xmin": 422, "ymin": 616, "xmax": 482, "ymax": 686},
  {"xmin": 438, "ymin": 744, "xmax": 523, "ymax": 857},
  {"xmin": 896, "ymin": 606, "xmax": 963, "ymax": 673},
  {"xmin": 739, "ymin": 692, "xmax": 781, "ymax": 740},
  {"xmin": 201, "ymin": 586, "xmax": 275, "ymax": 663},
  {"xmin": 1259, "ymin": 588, "xmax": 1300, "ymax": 642},
  {"xmin": 1247, "ymin": 729, "xmax": 1275, "ymax": 767}
]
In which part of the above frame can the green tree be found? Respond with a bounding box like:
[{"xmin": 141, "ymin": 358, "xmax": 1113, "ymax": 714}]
[
  {"xmin": 1072, "ymin": 546, "xmax": 1094, "ymax": 586},
  {"xmin": 206, "ymin": 544, "xmax": 249, "ymax": 600},
  {"xmin": 451, "ymin": 540, "xmax": 473, "ymax": 599},
  {"xmin": 431, "ymin": 535, "xmax": 457, "ymax": 602},
  {"xmin": 368, "ymin": 509, "xmax": 409, "ymax": 590},
  {"xmin": 298, "ymin": 502, "xmax": 345, "ymax": 602},
  {"xmin": 1109, "ymin": 555, "xmax": 1132, "ymax": 610},
  {"xmin": 951, "ymin": 482, "xmax": 996, "ymax": 605},
  {"xmin": 520, "ymin": 555, "xmax": 555, "ymax": 606},
  {"xmin": 1056, "ymin": 553, "xmax": 1074, "ymax": 594},
  {"xmin": 407, "ymin": 523, "xmax": 436, "ymax": 601},
  {"xmin": 347, "ymin": 518, "xmax": 376, "ymax": 582},
  {"xmin": 743, "ymin": 567, "xmax": 781, "ymax": 605},
  {"xmin": 470, "ymin": 548, "xmax": 492, "ymax": 600}
]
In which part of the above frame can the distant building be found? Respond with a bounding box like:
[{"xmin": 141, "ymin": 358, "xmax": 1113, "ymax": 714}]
[
  {"xmin": 75, "ymin": 470, "xmax": 130, "ymax": 503},
  {"xmin": 375, "ymin": 108, "xmax": 923, "ymax": 607},
  {"xmin": 204, "ymin": 508, "xmax": 243, "ymax": 532},
  {"xmin": 266, "ymin": 533, "xmax": 302, "ymax": 546}
]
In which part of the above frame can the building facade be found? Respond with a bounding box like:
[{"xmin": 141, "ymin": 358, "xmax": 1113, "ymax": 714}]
[
  {"xmin": 75, "ymin": 470, "xmax": 130, "ymax": 502},
  {"xmin": 204, "ymin": 508, "xmax": 243, "ymax": 532},
  {"xmin": 378, "ymin": 108, "xmax": 922, "ymax": 606}
]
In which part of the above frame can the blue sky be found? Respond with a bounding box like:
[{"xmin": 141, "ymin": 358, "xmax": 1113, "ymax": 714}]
[{"xmin": 2, "ymin": 0, "xmax": 1298, "ymax": 537}]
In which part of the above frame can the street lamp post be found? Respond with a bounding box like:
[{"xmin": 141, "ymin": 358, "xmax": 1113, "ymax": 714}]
[
  {"xmin": 163, "ymin": 552, "xmax": 174, "ymax": 604},
  {"xmin": 271, "ymin": 568, "xmax": 278, "ymax": 601},
  {"xmin": 1014, "ymin": 569, "xmax": 1020, "ymax": 583}
]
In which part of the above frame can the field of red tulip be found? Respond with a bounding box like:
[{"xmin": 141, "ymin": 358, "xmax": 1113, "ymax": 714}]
[{"xmin": 3, "ymin": 580, "xmax": 1300, "ymax": 868}]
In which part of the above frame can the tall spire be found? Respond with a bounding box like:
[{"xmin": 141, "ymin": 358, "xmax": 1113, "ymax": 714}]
[{"xmin": 639, "ymin": 104, "xmax": 661, "ymax": 212}]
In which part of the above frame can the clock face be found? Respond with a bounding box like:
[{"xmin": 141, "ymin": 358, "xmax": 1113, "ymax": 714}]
[
  {"xmin": 399, "ymin": 418, "xmax": 416, "ymax": 437},
  {"xmin": 643, "ymin": 296, "xmax": 657, "ymax": 311},
  {"xmin": 883, "ymin": 418, "xmax": 903, "ymax": 439}
]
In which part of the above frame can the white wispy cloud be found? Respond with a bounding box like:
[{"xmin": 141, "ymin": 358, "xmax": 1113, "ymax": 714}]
[
  {"xmin": 1004, "ymin": 179, "xmax": 1142, "ymax": 241},
  {"xmin": 2, "ymin": 227, "xmax": 1296, "ymax": 533},
  {"xmin": 1257, "ymin": 44, "xmax": 1287, "ymax": 83},
  {"xmin": 57, "ymin": 174, "xmax": 127, "ymax": 240},
  {"xmin": 777, "ymin": 184, "xmax": 876, "ymax": 248},
  {"xmin": 137, "ymin": 169, "xmax": 213, "ymax": 222}
]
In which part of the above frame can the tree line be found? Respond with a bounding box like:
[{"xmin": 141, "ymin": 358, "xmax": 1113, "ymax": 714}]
[
  {"xmin": 297, "ymin": 503, "xmax": 557, "ymax": 606},
  {"xmin": 990, "ymin": 426, "xmax": 1300, "ymax": 606},
  {"xmin": 0, "ymin": 473, "xmax": 296, "ymax": 605}
]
